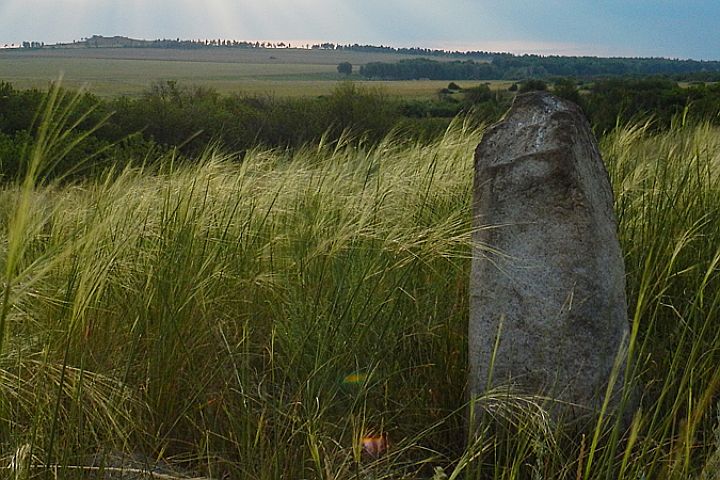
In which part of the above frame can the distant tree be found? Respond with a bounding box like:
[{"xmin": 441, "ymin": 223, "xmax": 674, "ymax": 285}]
[
  {"xmin": 508, "ymin": 83, "xmax": 518, "ymax": 92},
  {"xmin": 337, "ymin": 62, "xmax": 353, "ymax": 76}
]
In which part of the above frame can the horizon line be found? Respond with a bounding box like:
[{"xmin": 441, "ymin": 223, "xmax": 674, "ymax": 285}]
[{"xmin": 2, "ymin": 34, "xmax": 717, "ymax": 62}]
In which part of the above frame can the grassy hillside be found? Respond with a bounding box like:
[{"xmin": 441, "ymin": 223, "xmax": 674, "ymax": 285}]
[{"xmin": 0, "ymin": 89, "xmax": 719, "ymax": 479}]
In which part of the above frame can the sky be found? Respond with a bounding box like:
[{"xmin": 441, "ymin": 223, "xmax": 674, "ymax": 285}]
[{"xmin": 1, "ymin": 0, "xmax": 718, "ymax": 60}]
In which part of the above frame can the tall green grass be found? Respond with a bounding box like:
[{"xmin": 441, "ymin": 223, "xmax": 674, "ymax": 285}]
[{"xmin": 0, "ymin": 87, "xmax": 719, "ymax": 479}]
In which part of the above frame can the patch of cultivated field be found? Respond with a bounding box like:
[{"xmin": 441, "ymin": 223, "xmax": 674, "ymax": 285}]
[
  {"xmin": 1, "ymin": 46, "xmax": 470, "ymax": 65},
  {"xmin": 220, "ymin": 79, "xmax": 511, "ymax": 99},
  {"xmin": 0, "ymin": 55, "xmax": 337, "ymax": 94},
  {"xmin": 0, "ymin": 47, "xmax": 501, "ymax": 97}
]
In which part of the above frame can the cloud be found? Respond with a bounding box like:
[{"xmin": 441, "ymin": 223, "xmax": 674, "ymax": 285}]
[{"xmin": 0, "ymin": 0, "xmax": 718, "ymax": 59}]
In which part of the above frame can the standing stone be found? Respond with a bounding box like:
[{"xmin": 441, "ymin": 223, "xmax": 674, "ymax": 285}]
[{"xmin": 469, "ymin": 92, "xmax": 629, "ymax": 419}]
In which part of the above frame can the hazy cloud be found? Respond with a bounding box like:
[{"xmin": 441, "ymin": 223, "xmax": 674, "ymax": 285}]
[{"xmin": 2, "ymin": 0, "xmax": 718, "ymax": 59}]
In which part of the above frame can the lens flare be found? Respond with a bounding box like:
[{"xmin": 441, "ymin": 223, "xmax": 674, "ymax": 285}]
[
  {"xmin": 342, "ymin": 372, "xmax": 368, "ymax": 385},
  {"xmin": 361, "ymin": 432, "xmax": 388, "ymax": 458}
]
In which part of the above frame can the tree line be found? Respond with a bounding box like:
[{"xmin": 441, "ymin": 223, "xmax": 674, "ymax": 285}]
[
  {"xmin": 360, "ymin": 57, "xmax": 720, "ymax": 81},
  {"xmin": 43, "ymin": 35, "xmax": 295, "ymax": 50}
]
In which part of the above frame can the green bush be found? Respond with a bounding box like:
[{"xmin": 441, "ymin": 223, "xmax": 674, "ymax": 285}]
[
  {"xmin": 553, "ymin": 77, "xmax": 582, "ymax": 105},
  {"xmin": 519, "ymin": 79, "xmax": 548, "ymax": 93},
  {"xmin": 463, "ymin": 83, "xmax": 494, "ymax": 104}
]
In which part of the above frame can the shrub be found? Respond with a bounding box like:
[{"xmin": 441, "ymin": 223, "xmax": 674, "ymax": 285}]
[
  {"xmin": 519, "ymin": 79, "xmax": 548, "ymax": 93},
  {"xmin": 337, "ymin": 61, "xmax": 353, "ymax": 76}
]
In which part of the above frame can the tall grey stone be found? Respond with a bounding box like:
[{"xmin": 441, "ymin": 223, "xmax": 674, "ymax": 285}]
[{"xmin": 469, "ymin": 92, "xmax": 629, "ymax": 419}]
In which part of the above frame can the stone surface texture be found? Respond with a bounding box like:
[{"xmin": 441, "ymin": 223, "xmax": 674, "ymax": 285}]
[{"xmin": 470, "ymin": 91, "xmax": 629, "ymax": 416}]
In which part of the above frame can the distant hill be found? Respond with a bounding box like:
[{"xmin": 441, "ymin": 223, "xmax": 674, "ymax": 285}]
[
  {"xmin": 22, "ymin": 35, "xmax": 720, "ymax": 81},
  {"xmin": 50, "ymin": 35, "xmax": 208, "ymax": 49},
  {"xmin": 44, "ymin": 35, "xmax": 493, "ymax": 59}
]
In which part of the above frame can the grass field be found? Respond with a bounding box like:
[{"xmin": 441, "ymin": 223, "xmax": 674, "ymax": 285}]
[
  {"xmin": 0, "ymin": 87, "xmax": 719, "ymax": 479},
  {"xmin": 0, "ymin": 47, "xmax": 508, "ymax": 97}
]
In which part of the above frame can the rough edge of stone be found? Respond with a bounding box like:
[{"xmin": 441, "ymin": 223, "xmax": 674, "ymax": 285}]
[{"xmin": 468, "ymin": 91, "xmax": 634, "ymax": 427}]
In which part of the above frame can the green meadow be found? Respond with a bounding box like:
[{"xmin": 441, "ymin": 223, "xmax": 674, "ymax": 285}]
[
  {"xmin": 0, "ymin": 85, "xmax": 718, "ymax": 479},
  {"xmin": 0, "ymin": 47, "xmax": 508, "ymax": 97}
]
